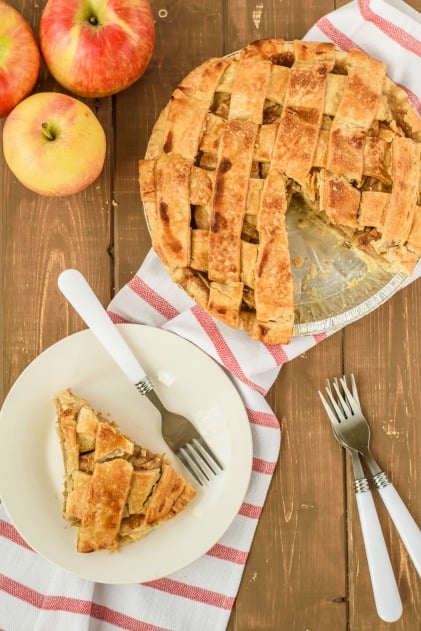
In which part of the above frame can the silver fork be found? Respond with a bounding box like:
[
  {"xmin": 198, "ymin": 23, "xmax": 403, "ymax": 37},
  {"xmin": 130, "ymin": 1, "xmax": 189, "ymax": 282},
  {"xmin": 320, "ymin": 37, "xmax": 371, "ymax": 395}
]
[
  {"xmin": 319, "ymin": 378, "xmax": 402, "ymax": 623},
  {"xmin": 325, "ymin": 375, "xmax": 421, "ymax": 579},
  {"xmin": 58, "ymin": 269, "xmax": 223, "ymax": 486}
]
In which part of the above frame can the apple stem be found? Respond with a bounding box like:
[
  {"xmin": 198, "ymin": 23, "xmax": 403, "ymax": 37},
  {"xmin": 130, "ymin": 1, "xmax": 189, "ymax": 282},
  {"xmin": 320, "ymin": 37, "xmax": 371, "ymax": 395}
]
[
  {"xmin": 89, "ymin": 15, "xmax": 98, "ymax": 26},
  {"xmin": 42, "ymin": 122, "xmax": 56, "ymax": 141}
]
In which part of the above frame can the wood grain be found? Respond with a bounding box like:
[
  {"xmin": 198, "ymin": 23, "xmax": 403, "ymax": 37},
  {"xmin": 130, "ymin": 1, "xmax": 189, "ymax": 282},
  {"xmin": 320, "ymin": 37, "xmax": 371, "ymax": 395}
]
[
  {"xmin": 1, "ymin": 1, "xmax": 420, "ymax": 630},
  {"xmin": 113, "ymin": 0, "xmax": 225, "ymax": 288},
  {"xmin": 231, "ymin": 332, "xmax": 347, "ymax": 631},
  {"xmin": 343, "ymin": 283, "xmax": 421, "ymax": 630}
]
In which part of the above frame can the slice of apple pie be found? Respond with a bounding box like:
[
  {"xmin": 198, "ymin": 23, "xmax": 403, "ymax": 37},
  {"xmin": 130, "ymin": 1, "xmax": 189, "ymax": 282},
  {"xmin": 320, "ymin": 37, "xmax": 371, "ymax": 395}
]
[{"xmin": 54, "ymin": 388, "xmax": 196, "ymax": 553}]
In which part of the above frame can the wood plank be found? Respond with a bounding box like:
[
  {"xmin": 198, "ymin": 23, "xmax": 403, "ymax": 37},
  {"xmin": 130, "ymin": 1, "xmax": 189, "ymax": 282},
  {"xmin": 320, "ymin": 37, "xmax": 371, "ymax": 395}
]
[
  {"xmin": 113, "ymin": 0, "xmax": 225, "ymax": 289},
  {"xmin": 226, "ymin": 1, "xmax": 421, "ymax": 627},
  {"xmin": 225, "ymin": 0, "xmax": 336, "ymax": 49},
  {"xmin": 223, "ymin": 1, "xmax": 347, "ymax": 629},
  {"xmin": 0, "ymin": 2, "xmax": 114, "ymax": 399},
  {"xmin": 344, "ymin": 282, "xmax": 421, "ymax": 630},
  {"xmin": 228, "ymin": 332, "xmax": 347, "ymax": 630},
  {"xmin": 331, "ymin": 1, "xmax": 421, "ymax": 627}
]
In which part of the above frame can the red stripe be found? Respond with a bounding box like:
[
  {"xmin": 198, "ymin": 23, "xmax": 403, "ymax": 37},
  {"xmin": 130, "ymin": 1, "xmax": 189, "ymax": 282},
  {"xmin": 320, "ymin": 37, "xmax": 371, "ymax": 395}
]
[
  {"xmin": 90, "ymin": 603, "xmax": 169, "ymax": 631},
  {"xmin": 317, "ymin": 17, "xmax": 421, "ymax": 114},
  {"xmin": 317, "ymin": 16, "xmax": 358, "ymax": 51},
  {"xmin": 128, "ymin": 276, "xmax": 180, "ymax": 321},
  {"xmin": 207, "ymin": 543, "xmax": 248, "ymax": 565},
  {"xmin": 252, "ymin": 456, "xmax": 277, "ymax": 475},
  {"xmin": 144, "ymin": 578, "xmax": 235, "ymax": 610},
  {"xmin": 107, "ymin": 310, "xmax": 130, "ymax": 324},
  {"xmin": 191, "ymin": 305, "xmax": 266, "ymax": 395},
  {"xmin": 0, "ymin": 575, "xmax": 168, "ymax": 631},
  {"xmin": 0, "ymin": 575, "xmax": 89, "ymax": 613},
  {"xmin": 239, "ymin": 502, "xmax": 263, "ymax": 519},
  {"xmin": 264, "ymin": 342, "xmax": 289, "ymax": 365},
  {"xmin": 0, "ymin": 520, "xmax": 32, "ymax": 550},
  {"xmin": 358, "ymin": 0, "xmax": 421, "ymax": 56},
  {"xmin": 247, "ymin": 408, "xmax": 280, "ymax": 429},
  {"xmin": 313, "ymin": 332, "xmax": 327, "ymax": 344}
]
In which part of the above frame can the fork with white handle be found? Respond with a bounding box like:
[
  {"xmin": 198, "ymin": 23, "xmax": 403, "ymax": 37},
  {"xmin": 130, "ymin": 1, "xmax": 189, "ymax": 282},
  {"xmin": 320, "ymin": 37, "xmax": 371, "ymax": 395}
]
[
  {"xmin": 325, "ymin": 375, "xmax": 421, "ymax": 580},
  {"xmin": 319, "ymin": 378, "xmax": 403, "ymax": 623},
  {"xmin": 58, "ymin": 268, "xmax": 223, "ymax": 486}
]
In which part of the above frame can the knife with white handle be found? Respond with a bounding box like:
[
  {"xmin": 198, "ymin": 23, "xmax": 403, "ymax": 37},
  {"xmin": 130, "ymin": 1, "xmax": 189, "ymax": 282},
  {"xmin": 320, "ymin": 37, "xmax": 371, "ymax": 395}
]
[{"xmin": 58, "ymin": 268, "xmax": 147, "ymax": 385}]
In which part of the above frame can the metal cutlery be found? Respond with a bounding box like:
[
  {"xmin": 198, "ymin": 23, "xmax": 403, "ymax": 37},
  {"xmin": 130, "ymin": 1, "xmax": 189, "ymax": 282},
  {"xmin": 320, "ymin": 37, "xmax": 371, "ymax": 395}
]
[
  {"xmin": 58, "ymin": 268, "xmax": 223, "ymax": 486},
  {"xmin": 324, "ymin": 375, "xmax": 421, "ymax": 579},
  {"xmin": 319, "ymin": 376, "xmax": 402, "ymax": 623}
]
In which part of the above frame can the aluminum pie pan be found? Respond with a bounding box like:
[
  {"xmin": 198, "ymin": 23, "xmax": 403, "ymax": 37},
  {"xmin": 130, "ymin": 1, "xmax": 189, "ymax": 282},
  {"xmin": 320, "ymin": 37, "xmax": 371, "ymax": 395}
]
[
  {"xmin": 142, "ymin": 43, "xmax": 409, "ymax": 338},
  {"xmin": 287, "ymin": 198, "xmax": 407, "ymax": 336},
  {"xmin": 143, "ymin": 198, "xmax": 407, "ymax": 338}
]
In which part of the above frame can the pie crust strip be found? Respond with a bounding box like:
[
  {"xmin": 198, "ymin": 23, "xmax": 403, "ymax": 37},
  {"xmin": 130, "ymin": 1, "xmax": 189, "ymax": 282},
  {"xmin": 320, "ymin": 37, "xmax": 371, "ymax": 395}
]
[
  {"xmin": 380, "ymin": 137, "xmax": 421, "ymax": 246},
  {"xmin": 77, "ymin": 458, "xmax": 133, "ymax": 553},
  {"xmin": 160, "ymin": 58, "xmax": 230, "ymax": 160},
  {"xmin": 271, "ymin": 41, "xmax": 336, "ymax": 184},
  {"xmin": 326, "ymin": 49, "xmax": 386, "ymax": 182},
  {"xmin": 208, "ymin": 119, "xmax": 259, "ymax": 284},
  {"xmin": 229, "ymin": 54, "xmax": 272, "ymax": 124},
  {"xmin": 154, "ymin": 153, "xmax": 193, "ymax": 271},
  {"xmin": 252, "ymin": 168, "xmax": 294, "ymax": 343}
]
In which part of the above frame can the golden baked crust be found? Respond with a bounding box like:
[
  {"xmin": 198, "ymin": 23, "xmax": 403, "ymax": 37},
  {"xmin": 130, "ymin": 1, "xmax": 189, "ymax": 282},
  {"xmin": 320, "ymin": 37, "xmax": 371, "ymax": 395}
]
[
  {"xmin": 139, "ymin": 39, "xmax": 421, "ymax": 345},
  {"xmin": 78, "ymin": 458, "xmax": 133, "ymax": 553},
  {"xmin": 54, "ymin": 389, "xmax": 196, "ymax": 553}
]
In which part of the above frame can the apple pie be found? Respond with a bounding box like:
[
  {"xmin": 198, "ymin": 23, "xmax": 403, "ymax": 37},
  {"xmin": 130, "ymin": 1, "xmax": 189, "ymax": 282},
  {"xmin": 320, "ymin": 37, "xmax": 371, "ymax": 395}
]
[
  {"xmin": 54, "ymin": 389, "xmax": 196, "ymax": 553},
  {"xmin": 138, "ymin": 39, "xmax": 421, "ymax": 345}
]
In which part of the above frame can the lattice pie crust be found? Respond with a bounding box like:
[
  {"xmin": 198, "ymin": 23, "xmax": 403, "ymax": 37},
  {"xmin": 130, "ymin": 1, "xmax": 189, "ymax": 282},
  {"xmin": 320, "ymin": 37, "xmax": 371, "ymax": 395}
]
[
  {"xmin": 55, "ymin": 389, "xmax": 196, "ymax": 553},
  {"xmin": 139, "ymin": 39, "xmax": 421, "ymax": 345}
]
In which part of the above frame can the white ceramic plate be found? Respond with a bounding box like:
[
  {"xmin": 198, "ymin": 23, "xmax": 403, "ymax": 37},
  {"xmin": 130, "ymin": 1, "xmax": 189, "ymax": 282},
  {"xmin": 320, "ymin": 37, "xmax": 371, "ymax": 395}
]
[{"xmin": 0, "ymin": 324, "xmax": 252, "ymax": 584}]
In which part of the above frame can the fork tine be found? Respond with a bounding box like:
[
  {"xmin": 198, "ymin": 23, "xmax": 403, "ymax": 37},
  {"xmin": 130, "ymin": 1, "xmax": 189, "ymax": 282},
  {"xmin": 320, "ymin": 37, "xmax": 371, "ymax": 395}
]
[
  {"xmin": 318, "ymin": 390, "xmax": 341, "ymax": 426},
  {"xmin": 349, "ymin": 373, "xmax": 362, "ymax": 408},
  {"xmin": 324, "ymin": 382, "xmax": 347, "ymax": 421},
  {"xmin": 325, "ymin": 378, "xmax": 344, "ymax": 413},
  {"xmin": 178, "ymin": 450, "xmax": 208, "ymax": 486},
  {"xmin": 192, "ymin": 438, "xmax": 221, "ymax": 474},
  {"xmin": 325, "ymin": 378, "xmax": 335, "ymax": 398},
  {"xmin": 339, "ymin": 375, "xmax": 361, "ymax": 415},
  {"xmin": 194, "ymin": 437, "xmax": 223, "ymax": 472},
  {"xmin": 179, "ymin": 443, "xmax": 213, "ymax": 486},
  {"xmin": 332, "ymin": 379, "xmax": 353, "ymax": 417}
]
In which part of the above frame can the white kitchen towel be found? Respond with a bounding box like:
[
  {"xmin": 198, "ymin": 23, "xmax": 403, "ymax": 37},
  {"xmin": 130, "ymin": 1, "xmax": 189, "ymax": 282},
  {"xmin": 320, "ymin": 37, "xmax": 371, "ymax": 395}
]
[
  {"xmin": 307, "ymin": 0, "xmax": 421, "ymax": 111},
  {"xmin": 1, "ymin": 1, "xmax": 420, "ymax": 630}
]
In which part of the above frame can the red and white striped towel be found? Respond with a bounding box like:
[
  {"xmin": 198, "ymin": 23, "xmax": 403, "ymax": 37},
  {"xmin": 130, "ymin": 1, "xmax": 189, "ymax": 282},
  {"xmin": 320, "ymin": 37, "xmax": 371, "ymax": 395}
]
[
  {"xmin": 307, "ymin": 0, "xmax": 421, "ymax": 111},
  {"xmin": 1, "ymin": 2, "xmax": 420, "ymax": 629}
]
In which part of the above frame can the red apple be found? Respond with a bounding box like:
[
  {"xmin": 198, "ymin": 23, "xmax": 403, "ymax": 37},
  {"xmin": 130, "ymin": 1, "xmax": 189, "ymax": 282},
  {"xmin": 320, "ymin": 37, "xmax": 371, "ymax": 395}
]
[
  {"xmin": 3, "ymin": 92, "xmax": 106, "ymax": 196},
  {"xmin": 39, "ymin": 0, "xmax": 155, "ymax": 98},
  {"xmin": 0, "ymin": 0, "xmax": 41, "ymax": 117}
]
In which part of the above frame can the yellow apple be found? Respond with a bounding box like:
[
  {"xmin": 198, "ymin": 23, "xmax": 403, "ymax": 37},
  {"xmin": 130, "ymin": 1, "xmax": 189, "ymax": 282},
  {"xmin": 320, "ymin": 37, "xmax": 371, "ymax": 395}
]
[{"xmin": 2, "ymin": 92, "xmax": 107, "ymax": 197}]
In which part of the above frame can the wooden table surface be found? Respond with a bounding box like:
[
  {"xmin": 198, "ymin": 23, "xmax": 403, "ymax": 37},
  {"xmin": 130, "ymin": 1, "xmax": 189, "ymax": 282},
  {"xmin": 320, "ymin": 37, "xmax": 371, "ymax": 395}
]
[{"xmin": 1, "ymin": 1, "xmax": 420, "ymax": 629}]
